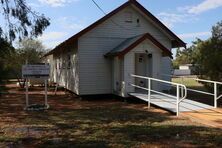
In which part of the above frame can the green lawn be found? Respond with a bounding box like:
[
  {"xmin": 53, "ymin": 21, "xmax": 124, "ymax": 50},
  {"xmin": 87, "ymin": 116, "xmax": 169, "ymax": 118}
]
[
  {"xmin": 172, "ymin": 77, "xmax": 219, "ymax": 106},
  {"xmin": 172, "ymin": 77, "xmax": 203, "ymax": 88}
]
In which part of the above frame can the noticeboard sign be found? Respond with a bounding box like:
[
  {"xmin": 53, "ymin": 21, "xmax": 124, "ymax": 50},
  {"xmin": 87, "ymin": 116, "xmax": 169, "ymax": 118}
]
[{"xmin": 22, "ymin": 64, "xmax": 50, "ymax": 78}]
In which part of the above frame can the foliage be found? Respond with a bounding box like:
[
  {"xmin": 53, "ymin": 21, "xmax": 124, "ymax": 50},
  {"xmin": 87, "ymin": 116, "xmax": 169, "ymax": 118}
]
[
  {"xmin": 13, "ymin": 39, "xmax": 46, "ymax": 77},
  {"xmin": 0, "ymin": 38, "xmax": 15, "ymax": 79},
  {"xmin": 0, "ymin": 0, "xmax": 50, "ymax": 42},
  {"xmin": 17, "ymin": 38, "xmax": 45, "ymax": 63},
  {"xmin": 0, "ymin": 38, "xmax": 47, "ymax": 80},
  {"xmin": 174, "ymin": 21, "xmax": 222, "ymax": 90},
  {"xmin": 172, "ymin": 45, "xmax": 196, "ymax": 69},
  {"xmin": 172, "ymin": 39, "xmax": 203, "ymax": 69},
  {"xmin": 194, "ymin": 21, "xmax": 222, "ymax": 82}
]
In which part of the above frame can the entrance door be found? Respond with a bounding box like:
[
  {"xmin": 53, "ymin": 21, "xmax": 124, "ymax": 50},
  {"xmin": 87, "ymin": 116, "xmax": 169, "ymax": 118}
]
[{"xmin": 135, "ymin": 53, "xmax": 148, "ymax": 88}]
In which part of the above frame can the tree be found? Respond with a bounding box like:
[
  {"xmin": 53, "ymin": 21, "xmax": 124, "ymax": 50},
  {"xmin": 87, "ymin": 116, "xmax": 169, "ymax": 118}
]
[
  {"xmin": 0, "ymin": 37, "xmax": 15, "ymax": 80},
  {"xmin": 0, "ymin": 0, "xmax": 50, "ymax": 42},
  {"xmin": 12, "ymin": 38, "xmax": 46, "ymax": 75},
  {"xmin": 194, "ymin": 23, "xmax": 222, "ymax": 82},
  {"xmin": 212, "ymin": 21, "xmax": 222, "ymax": 40},
  {"xmin": 173, "ymin": 21, "xmax": 222, "ymax": 91},
  {"xmin": 4, "ymin": 39, "xmax": 47, "ymax": 87},
  {"xmin": 172, "ymin": 45, "xmax": 196, "ymax": 69},
  {"xmin": 17, "ymin": 38, "xmax": 46, "ymax": 63}
]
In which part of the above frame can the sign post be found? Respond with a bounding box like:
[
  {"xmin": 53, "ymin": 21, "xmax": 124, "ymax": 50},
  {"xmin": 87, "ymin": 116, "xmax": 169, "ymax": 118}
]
[
  {"xmin": 44, "ymin": 78, "xmax": 48, "ymax": 106},
  {"xmin": 26, "ymin": 78, "xmax": 29, "ymax": 107},
  {"xmin": 22, "ymin": 64, "xmax": 50, "ymax": 110}
]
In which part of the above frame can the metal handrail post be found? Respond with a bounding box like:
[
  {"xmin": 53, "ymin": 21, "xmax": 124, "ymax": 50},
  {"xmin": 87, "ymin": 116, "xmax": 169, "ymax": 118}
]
[
  {"xmin": 181, "ymin": 86, "xmax": 184, "ymax": 98},
  {"xmin": 148, "ymin": 78, "xmax": 151, "ymax": 109},
  {"xmin": 214, "ymin": 82, "xmax": 217, "ymax": 108},
  {"xmin": 176, "ymin": 85, "xmax": 180, "ymax": 116},
  {"xmin": 130, "ymin": 74, "xmax": 187, "ymax": 116}
]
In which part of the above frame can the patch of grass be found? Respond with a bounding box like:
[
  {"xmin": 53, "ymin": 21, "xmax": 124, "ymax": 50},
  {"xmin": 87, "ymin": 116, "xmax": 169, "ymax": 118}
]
[
  {"xmin": 3, "ymin": 106, "xmax": 221, "ymax": 147},
  {"xmin": 172, "ymin": 77, "xmax": 204, "ymax": 89},
  {"xmin": 172, "ymin": 77, "xmax": 219, "ymax": 106},
  {"xmin": 0, "ymin": 84, "xmax": 222, "ymax": 147}
]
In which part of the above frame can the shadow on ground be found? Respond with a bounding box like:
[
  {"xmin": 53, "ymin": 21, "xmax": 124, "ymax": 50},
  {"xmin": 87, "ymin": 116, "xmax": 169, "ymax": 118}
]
[{"xmin": 0, "ymin": 83, "xmax": 222, "ymax": 147}]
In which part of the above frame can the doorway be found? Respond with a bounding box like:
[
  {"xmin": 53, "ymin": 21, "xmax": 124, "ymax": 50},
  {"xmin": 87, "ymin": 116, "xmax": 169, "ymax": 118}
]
[{"xmin": 135, "ymin": 53, "xmax": 152, "ymax": 92}]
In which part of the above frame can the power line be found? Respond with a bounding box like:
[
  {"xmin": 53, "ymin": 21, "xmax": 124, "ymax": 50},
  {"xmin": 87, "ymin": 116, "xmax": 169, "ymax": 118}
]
[
  {"xmin": 91, "ymin": 0, "xmax": 135, "ymax": 30},
  {"xmin": 90, "ymin": 0, "xmax": 172, "ymax": 41},
  {"xmin": 91, "ymin": 0, "xmax": 106, "ymax": 15}
]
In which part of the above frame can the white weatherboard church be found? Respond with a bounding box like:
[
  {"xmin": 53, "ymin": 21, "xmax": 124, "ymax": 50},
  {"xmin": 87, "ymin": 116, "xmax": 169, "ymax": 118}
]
[{"xmin": 45, "ymin": 0, "xmax": 186, "ymax": 97}]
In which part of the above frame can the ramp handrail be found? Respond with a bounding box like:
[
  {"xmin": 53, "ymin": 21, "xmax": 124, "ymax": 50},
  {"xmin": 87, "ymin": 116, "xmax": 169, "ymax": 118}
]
[
  {"xmin": 131, "ymin": 74, "xmax": 187, "ymax": 116},
  {"xmin": 196, "ymin": 78, "xmax": 222, "ymax": 108},
  {"xmin": 162, "ymin": 74, "xmax": 222, "ymax": 108}
]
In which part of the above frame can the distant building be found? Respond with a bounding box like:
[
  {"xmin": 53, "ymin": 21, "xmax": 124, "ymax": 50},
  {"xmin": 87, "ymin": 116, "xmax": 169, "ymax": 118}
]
[{"xmin": 174, "ymin": 64, "xmax": 194, "ymax": 76}]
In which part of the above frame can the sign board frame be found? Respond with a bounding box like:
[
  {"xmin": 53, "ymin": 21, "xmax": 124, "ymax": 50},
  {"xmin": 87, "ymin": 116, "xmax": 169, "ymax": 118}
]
[
  {"xmin": 22, "ymin": 64, "xmax": 50, "ymax": 110},
  {"xmin": 22, "ymin": 64, "xmax": 50, "ymax": 79}
]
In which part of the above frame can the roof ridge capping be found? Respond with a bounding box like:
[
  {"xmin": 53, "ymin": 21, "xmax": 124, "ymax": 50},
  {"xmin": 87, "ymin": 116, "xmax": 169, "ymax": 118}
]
[{"xmin": 44, "ymin": 0, "xmax": 185, "ymax": 57}]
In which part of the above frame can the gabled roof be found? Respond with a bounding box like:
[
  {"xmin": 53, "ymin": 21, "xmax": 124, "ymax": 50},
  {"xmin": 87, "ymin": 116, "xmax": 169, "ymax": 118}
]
[
  {"xmin": 105, "ymin": 33, "xmax": 173, "ymax": 58},
  {"xmin": 45, "ymin": 0, "xmax": 186, "ymax": 57}
]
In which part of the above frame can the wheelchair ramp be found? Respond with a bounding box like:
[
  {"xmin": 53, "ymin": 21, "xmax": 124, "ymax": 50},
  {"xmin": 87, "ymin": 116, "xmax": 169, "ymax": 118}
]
[{"xmin": 129, "ymin": 93, "xmax": 214, "ymax": 113}]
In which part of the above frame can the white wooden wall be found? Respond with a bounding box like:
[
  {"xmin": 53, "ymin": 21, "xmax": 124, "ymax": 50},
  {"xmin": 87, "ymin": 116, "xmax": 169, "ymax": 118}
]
[
  {"xmin": 123, "ymin": 40, "xmax": 162, "ymax": 96},
  {"xmin": 49, "ymin": 47, "xmax": 79, "ymax": 95},
  {"xmin": 78, "ymin": 5, "xmax": 172, "ymax": 95}
]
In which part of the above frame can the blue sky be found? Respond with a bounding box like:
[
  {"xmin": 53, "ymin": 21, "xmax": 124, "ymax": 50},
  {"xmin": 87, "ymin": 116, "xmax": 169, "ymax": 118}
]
[{"xmin": 27, "ymin": 0, "xmax": 222, "ymax": 56}]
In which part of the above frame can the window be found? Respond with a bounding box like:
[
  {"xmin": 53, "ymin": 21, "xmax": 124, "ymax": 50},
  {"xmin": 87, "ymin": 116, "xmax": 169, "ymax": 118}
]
[
  {"xmin": 67, "ymin": 54, "xmax": 71, "ymax": 69},
  {"xmin": 62, "ymin": 59, "xmax": 66, "ymax": 69},
  {"xmin": 124, "ymin": 12, "xmax": 133, "ymax": 23},
  {"xmin": 139, "ymin": 55, "xmax": 143, "ymax": 63},
  {"xmin": 136, "ymin": 18, "xmax": 140, "ymax": 27},
  {"xmin": 59, "ymin": 58, "xmax": 62, "ymax": 69}
]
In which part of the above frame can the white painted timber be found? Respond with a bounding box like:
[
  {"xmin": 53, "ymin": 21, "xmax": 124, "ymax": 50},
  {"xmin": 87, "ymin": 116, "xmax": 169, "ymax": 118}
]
[
  {"xmin": 129, "ymin": 93, "xmax": 214, "ymax": 113},
  {"xmin": 47, "ymin": 4, "xmax": 174, "ymax": 96},
  {"xmin": 123, "ymin": 39, "xmax": 163, "ymax": 96},
  {"xmin": 49, "ymin": 48, "xmax": 79, "ymax": 95}
]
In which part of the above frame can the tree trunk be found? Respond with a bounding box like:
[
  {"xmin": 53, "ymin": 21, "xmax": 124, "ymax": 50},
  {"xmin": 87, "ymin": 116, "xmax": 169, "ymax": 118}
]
[{"xmin": 17, "ymin": 76, "xmax": 26, "ymax": 88}]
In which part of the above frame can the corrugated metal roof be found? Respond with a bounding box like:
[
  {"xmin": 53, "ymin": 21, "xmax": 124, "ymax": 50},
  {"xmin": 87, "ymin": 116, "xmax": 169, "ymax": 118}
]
[
  {"xmin": 106, "ymin": 34, "xmax": 144, "ymax": 56},
  {"xmin": 105, "ymin": 33, "xmax": 172, "ymax": 58},
  {"xmin": 44, "ymin": 0, "xmax": 185, "ymax": 57}
]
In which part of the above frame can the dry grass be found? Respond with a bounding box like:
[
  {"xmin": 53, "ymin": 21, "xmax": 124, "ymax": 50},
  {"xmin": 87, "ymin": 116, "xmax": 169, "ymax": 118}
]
[{"xmin": 0, "ymin": 83, "xmax": 222, "ymax": 147}]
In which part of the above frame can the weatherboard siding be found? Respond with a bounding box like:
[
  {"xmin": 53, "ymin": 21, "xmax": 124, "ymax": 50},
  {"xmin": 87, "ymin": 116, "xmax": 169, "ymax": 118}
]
[
  {"xmin": 82, "ymin": 5, "xmax": 171, "ymax": 49},
  {"xmin": 78, "ymin": 37, "xmax": 125, "ymax": 95},
  {"xmin": 50, "ymin": 48, "xmax": 79, "ymax": 95},
  {"xmin": 78, "ymin": 5, "xmax": 172, "ymax": 95},
  {"xmin": 124, "ymin": 40, "xmax": 162, "ymax": 96}
]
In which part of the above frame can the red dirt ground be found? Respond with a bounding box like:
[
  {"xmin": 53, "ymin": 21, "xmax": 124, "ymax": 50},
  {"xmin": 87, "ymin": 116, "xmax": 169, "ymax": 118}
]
[{"xmin": 0, "ymin": 83, "xmax": 222, "ymax": 147}]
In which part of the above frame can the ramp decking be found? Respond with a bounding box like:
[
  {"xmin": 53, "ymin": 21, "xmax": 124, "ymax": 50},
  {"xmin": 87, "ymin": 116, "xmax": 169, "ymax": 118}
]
[{"xmin": 129, "ymin": 93, "xmax": 214, "ymax": 113}]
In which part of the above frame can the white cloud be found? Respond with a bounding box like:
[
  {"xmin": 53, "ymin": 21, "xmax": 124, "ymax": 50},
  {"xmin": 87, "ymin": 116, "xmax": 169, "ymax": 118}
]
[
  {"xmin": 58, "ymin": 17, "xmax": 86, "ymax": 31},
  {"xmin": 159, "ymin": 0, "xmax": 222, "ymax": 28},
  {"xmin": 158, "ymin": 12, "xmax": 198, "ymax": 28},
  {"xmin": 38, "ymin": 17, "xmax": 86, "ymax": 48},
  {"xmin": 44, "ymin": 41, "xmax": 62, "ymax": 48},
  {"xmin": 38, "ymin": 0, "xmax": 79, "ymax": 7},
  {"xmin": 38, "ymin": 32, "xmax": 68, "ymax": 48},
  {"xmin": 188, "ymin": 0, "xmax": 222, "ymax": 14},
  {"xmin": 38, "ymin": 32, "xmax": 68, "ymax": 41},
  {"xmin": 178, "ymin": 31, "xmax": 211, "ymax": 39}
]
